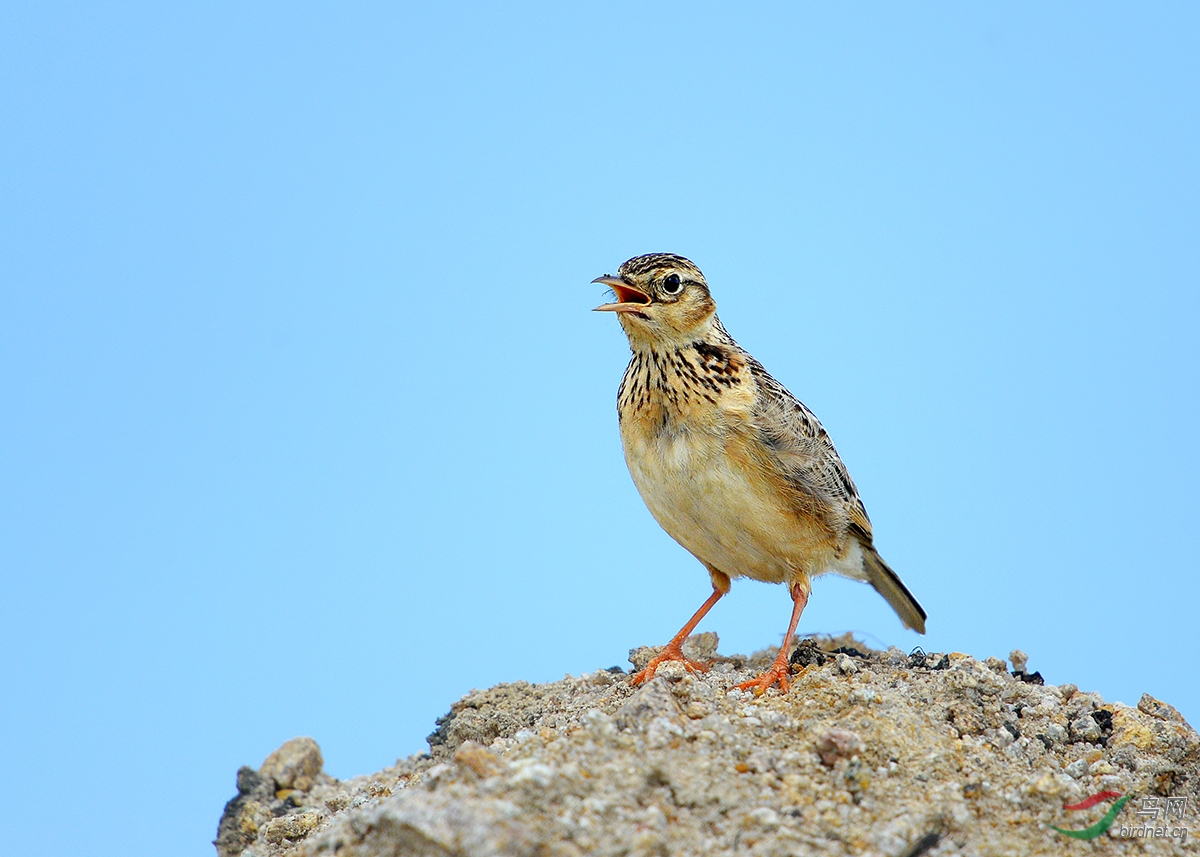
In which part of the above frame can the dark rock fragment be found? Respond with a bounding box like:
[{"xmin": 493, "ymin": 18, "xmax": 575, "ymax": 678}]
[
  {"xmin": 790, "ymin": 638, "xmax": 827, "ymax": 668},
  {"xmin": 902, "ymin": 832, "xmax": 942, "ymax": 857}
]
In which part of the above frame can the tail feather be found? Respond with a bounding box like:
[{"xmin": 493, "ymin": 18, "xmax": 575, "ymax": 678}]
[{"xmin": 861, "ymin": 544, "xmax": 926, "ymax": 634}]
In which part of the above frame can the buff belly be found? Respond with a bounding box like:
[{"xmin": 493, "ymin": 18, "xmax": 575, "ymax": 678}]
[{"xmin": 622, "ymin": 421, "xmax": 852, "ymax": 585}]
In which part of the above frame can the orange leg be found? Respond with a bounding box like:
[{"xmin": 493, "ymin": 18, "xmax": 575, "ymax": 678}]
[
  {"xmin": 737, "ymin": 582, "xmax": 809, "ymax": 695},
  {"xmin": 630, "ymin": 571, "xmax": 730, "ymax": 685}
]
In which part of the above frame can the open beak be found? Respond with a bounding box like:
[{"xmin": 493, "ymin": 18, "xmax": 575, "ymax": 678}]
[{"xmin": 592, "ymin": 275, "xmax": 652, "ymax": 313}]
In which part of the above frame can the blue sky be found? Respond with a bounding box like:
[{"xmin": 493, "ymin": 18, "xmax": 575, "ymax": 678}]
[{"xmin": 2, "ymin": 4, "xmax": 1198, "ymax": 855}]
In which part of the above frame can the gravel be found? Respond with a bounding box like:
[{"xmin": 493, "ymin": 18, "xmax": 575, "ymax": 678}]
[{"xmin": 215, "ymin": 635, "xmax": 1198, "ymax": 856}]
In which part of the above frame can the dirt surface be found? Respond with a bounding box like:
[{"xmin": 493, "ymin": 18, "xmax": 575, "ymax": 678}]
[{"xmin": 215, "ymin": 635, "xmax": 1198, "ymax": 856}]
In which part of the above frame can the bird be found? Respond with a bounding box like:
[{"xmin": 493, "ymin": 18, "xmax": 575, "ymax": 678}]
[{"xmin": 592, "ymin": 253, "xmax": 926, "ymax": 694}]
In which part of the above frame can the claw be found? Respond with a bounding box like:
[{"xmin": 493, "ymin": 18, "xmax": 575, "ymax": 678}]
[
  {"xmin": 736, "ymin": 657, "xmax": 793, "ymax": 695},
  {"xmin": 630, "ymin": 643, "xmax": 710, "ymax": 685}
]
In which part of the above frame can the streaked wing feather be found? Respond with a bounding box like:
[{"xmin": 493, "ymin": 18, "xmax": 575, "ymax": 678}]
[{"xmin": 746, "ymin": 358, "xmax": 874, "ymax": 539}]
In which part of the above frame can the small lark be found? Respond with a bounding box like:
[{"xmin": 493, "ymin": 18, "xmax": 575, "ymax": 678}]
[{"xmin": 593, "ymin": 253, "xmax": 926, "ymax": 693}]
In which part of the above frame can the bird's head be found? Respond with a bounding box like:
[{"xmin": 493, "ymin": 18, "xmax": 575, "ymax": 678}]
[{"xmin": 593, "ymin": 253, "xmax": 717, "ymax": 346}]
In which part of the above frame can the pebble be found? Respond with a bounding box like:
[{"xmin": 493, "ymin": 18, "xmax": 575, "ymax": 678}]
[
  {"xmin": 815, "ymin": 728, "xmax": 865, "ymax": 766},
  {"xmin": 1069, "ymin": 715, "xmax": 1102, "ymax": 744},
  {"xmin": 1138, "ymin": 693, "xmax": 1186, "ymax": 723},
  {"xmin": 1064, "ymin": 758, "xmax": 1090, "ymax": 779},
  {"xmin": 258, "ymin": 736, "xmax": 323, "ymax": 792},
  {"xmin": 263, "ymin": 811, "xmax": 321, "ymax": 844},
  {"xmin": 615, "ymin": 677, "xmax": 682, "ymax": 733},
  {"xmin": 655, "ymin": 660, "xmax": 688, "ymax": 682},
  {"xmin": 586, "ymin": 669, "xmax": 615, "ymax": 686},
  {"xmin": 452, "ymin": 741, "xmax": 503, "ymax": 778},
  {"xmin": 745, "ymin": 806, "xmax": 781, "ymax": 829}
]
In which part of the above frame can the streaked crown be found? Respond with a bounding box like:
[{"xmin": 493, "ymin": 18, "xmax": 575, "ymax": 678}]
[{"xmin": 617, "ymin": 253, "xmax": 706, "ymax": 287}]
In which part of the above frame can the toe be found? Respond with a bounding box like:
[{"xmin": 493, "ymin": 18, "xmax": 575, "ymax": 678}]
[
  {"xmin": 629, "ymin": 646, "xmax": 709, "ymax": 685},
  {"xmin": 736, "ymin": 666, "xmax": 791, "ymax": 695}
]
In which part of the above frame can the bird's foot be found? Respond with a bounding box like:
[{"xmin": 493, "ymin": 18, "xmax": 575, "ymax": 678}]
[
  {"xmin": 736, "ymin": 654, "xmax": 793, "ymax": 695},
  {"xmin": 629, "ymin": 643, "xmax": 710, "ymax": 685}
]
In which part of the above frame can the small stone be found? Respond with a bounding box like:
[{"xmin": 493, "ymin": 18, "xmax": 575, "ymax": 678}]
[
  {"xmin": 1057, "ymin": 683, "xmax": 1078, "ymax": 699},
  {"xmin": 628, "ymin": 645, "xmax": 657, "ymax": 671},
  {"xmin": 848, "ymin": 687, "xmax": 879, "ymax": 705},
  {"xmin": 681, "ymin": 631, "xmax": 720, "ymax": 662},
  {"xmin": 452, "ymin": 741, "xmax": 503, "ymax": 778},
  {"xmin": 1024, "ymin": 772, "xmax": 1065, "ymax": 798},
  {"xmin": 1008, "ymin": 650, "xmax": 1028, "ymax": 673},
  {"xmin": 655, "ymin": 660, "xmax": 688, "ymax": 682},
  {"xmin": 324, "ymin": 794, "xmax": 350, "ymax": 812},
  {"xmin": 263, "ymin": 811, "xmax": 321, "ymax": 844},
  {"xmin": 736, "ymin": 750, "xmax": 771, "ymax": 775},
  {"xmin": 1108, "ymin": 706, "xmax": 1157, "ymax": 751},
  {"xmin": 984, "ymin": 656, "xmax": 1008, "ymax": 674},
  {"xmin": 1069, "ymin": 715, "xmax": 1102, "ymax": 744},
  {"xmin": 235, "ymin": 766, "xmax": 266, "ymax": 797},
  {"xmin": 790, "ymin": 638, "xmax": 828, "ymax": 668},
  {"xmin": 259, "ymin": 737, "xmax": 324, "ymax": 793},
  {"xmin": 844, "ymin": 757, "xmax": 870, "ymax": 799},
  {"xmin": 1064, "ymin": 758, "xmax": 1089, "ymax": 779},
  {"xmin": 1040, "ymin": 687, "xmax": 1063, "ymax": 706},
  {"xmin": 1137, "ymin": 693, "xmax": 1186, "ymax": 723},
  {"xmin": 815, "ymin": 728, "xmax": 865, "ymax": 766},
  {"xmin": 1112, "ymin": 745, "xmax": 1140, "ymax": 769},
  {"xmin": 836, "ymin": 653, "xmax": 859, "ymax": 675},
  {"xmin": 745, "ymin": 807, "xmax": 781, "ymax": 829},
  {"xmin": 615, "ymin": 678, "xmax": 683, "ymax": 732}
]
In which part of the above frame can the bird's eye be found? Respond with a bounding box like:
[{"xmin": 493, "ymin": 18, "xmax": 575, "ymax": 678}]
[{"xmin": 662, "ymin": 273, "xmax": 683, "ymax": 295}]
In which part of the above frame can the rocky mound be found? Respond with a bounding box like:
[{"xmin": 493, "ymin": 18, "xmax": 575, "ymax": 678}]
[{"xmin": 215, "ymin": 635, "xmax": 1197, "ymax": 856}]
